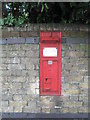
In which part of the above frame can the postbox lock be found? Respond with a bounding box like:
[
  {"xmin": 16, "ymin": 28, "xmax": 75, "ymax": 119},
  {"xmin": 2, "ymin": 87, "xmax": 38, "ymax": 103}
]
[{"xmin": 45, "ymin": 78, "xmax": 48, "ymax": 81}]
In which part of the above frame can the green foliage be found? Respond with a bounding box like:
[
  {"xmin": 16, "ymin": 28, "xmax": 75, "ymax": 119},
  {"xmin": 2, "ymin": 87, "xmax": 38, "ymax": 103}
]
[{"xmin": 1, "ymin": 2, "xmax": 89, "ymax": 26}]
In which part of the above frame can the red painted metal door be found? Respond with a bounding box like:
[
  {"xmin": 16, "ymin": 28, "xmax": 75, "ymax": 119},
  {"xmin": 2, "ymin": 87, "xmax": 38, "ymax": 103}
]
[
  {"xmin": 40, "ymin": 32, "xmax": 61, "ymax": 96},
  {"xmin": 43, "ymin": 60, "xmax": 58, "ymax": 92}
]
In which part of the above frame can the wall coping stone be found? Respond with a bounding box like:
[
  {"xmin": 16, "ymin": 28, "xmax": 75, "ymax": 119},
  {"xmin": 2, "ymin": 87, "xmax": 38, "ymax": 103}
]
[
  {"xmin": 0, "ymin": 37, "xmax": 88, "ymax": 45},
  {"xmin": 2, "ymin": 113, "xmax": 88, "ymax": 119}
]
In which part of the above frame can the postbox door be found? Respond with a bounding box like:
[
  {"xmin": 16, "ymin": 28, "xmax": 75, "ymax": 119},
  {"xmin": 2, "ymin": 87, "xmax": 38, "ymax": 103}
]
[
  {"xmin": 40, "ymin": 31, "xmax": 61, "ymax": 96},
  {"xmin": 42, "ymin": 60, "xmax": 58, "ymax": 93}
]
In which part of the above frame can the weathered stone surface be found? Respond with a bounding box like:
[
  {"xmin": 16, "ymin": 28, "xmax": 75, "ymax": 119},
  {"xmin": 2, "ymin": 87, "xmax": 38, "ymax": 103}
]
[
  {"xmin": 7, "ymin": 76, "xmax": 27, "ymax": 83},
  {"xmin": 63, "ymin": 101, "xmax": 82, "ymax": 107},
  {"xmin": 0, "ymin": 51, "xmax": 7, "ymax": 58},
  {"xmin": 79, "ymin": 83, "xmax": 88, "ymax": 89},
  {"xmin": 1, "ymin": 24, "xmax": 88, "ymax": 114},
  {"xmin": 7, "ymin": 64, "xmax": 25, "ymax": 70},
  {"xmin": 61, "ymin": 89, "xmax": 79, "ymax": 96},
  {"xmin": 25, "ymin": 50, "xmax": 39, "ymax": 58},
  {"xmin": 2, "ymin": 107, "xmax": 13, "ymax": 112},
  {"xmin": 7, "ymin": 51, "xmax": 25, "ymax": 57},
  {"xmin": 14, "ymin": 106, "xmax": 23, "ymax": 112},
  {"xmin": 68, "ymin": 107, "xmax": 78, "ymax": 113},
  {"xmin": 61, "ymin": 107, "xmax": 69, "ymax": 113},
  {"xmin": 2, "ymin": 94, "xmax": 13, "ymax": 101},
  {"xmin": 41, "ymin": 107, "xmax": 50, "ymax": 113},
  {"xmin": 23, "ymin": 106, "xmax": 37, "ymax": 113},
  {"xmin": 0, "ymin": 64, "xmax": 8, "ymax": 70},
  {"xmin": 9, "ymin": 101, "xmax": 27, "ymax": 107},
  {"xmin": 2, "ymin": 101, "xmax": 9, "ymax": 107},
  {"xmin": 7, "ymin": 45, "xmax": 21, "ymax": 51},
  {"xmin": 13, "ymin": 95, "xmax": 22, "ymax": 101},
  {"xmin": 78, "ymin": 107, "xmax": 88, "ymax": 113}
]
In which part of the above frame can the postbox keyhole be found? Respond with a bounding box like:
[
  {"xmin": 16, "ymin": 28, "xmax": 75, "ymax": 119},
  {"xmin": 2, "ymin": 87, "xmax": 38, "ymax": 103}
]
[{"xmin": 45, "ymin": 78, "xmax": 48, "ymax": 81}]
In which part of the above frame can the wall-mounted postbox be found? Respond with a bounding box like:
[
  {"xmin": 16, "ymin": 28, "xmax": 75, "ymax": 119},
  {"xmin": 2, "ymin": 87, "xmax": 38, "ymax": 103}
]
[{"xmin": 40, "ymin": 32, "xmax": 61, "ymax": 96}]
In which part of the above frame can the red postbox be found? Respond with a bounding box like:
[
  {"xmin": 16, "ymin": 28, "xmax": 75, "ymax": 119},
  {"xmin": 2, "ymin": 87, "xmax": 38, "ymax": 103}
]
[{"xmin": 40, "ymin": 32, "xmax": 61, "ymax": 96}]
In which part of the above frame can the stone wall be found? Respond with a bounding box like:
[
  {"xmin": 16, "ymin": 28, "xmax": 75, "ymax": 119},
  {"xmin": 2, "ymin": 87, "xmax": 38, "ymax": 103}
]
[{"xmin": 0, "ymin": 24, "xmax": 88, "ymax": 118}]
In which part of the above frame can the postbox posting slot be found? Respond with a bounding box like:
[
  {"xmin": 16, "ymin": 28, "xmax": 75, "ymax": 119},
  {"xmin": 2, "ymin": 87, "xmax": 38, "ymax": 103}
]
[{"xmin": 40, "ymin": 37, "xmax": 59, "ymax": 41}]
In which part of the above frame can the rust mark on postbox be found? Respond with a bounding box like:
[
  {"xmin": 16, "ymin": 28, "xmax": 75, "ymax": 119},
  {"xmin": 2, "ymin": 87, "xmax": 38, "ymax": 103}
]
[{"xmin": 40, "ymin": 32, "xmax": 61, "ymax": 96}]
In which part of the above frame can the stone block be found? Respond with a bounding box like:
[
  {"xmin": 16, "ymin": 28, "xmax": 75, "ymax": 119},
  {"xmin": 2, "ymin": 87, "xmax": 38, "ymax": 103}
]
[
  {"xmin": 80, "ymin": 44, "xmax": 87, "ymax": 51},
  {"xmin": 1, "ymin": 58, "xmax": 7, "ymax": 64},
  {"xmin": 61, "ymin": 83, "xmax": 70, "ymax": 90},
  {"xmin": 7, "ymin": 37, "xmax": 25, "ymax": 44},
  {"xmin": 7, "ymin": 64, "xmax": 25, "ymax": 70},
  {"xmin": 21, "ymin": 58, "xmax": 39, "ymax": 65},
  {"xmin": 13, "ymin": 95, "xmax": 22, "ymax": 101},
  {"xmin": 2, "ymin": 45, "xmax": 7, "ymax": 51},
  {"xmin": 1, "ymin": 70, "xmax": 9, "ymax": 77},
  {"xmin": 69, "ymin": 95, "xmax": 78, "ymax": 101},
  {"xmin": 83, "ymin": 101, "xmax": 88, "ymax": 107},
  {"xmin": 2, "ymin": 31, "xmax": 11, "ymax": 38},
  {"xmin": 2, "ymin": 101, "xmax": 9, "ymax": 107},
  {"xmin": 0, "ymin": 64, "xmax": 7, "ymax": 70},
  {"xmin": 8, "ymin": 83, "xmax": 22, "ymax": 91},
  {"xmin": 65, "ymin": 51, "xmax": 85, "ymax": 57},
  {"xmin": 20, "ymin": 26, "xmax": 27, "ymax": 31},
  {"xmin": 35, "ymin": 76, "xmax": 39, "ymax": 83},
  {"xmin": 35, "ymin": 89, "xmax": 39, "ymax": 95},
  {"xmin": 78, "ymin": 107, "xmax": 88, "ymax": 113},
  {"xmin": 38, "ymin": 100, "xmax": 55, "ymax": 108},
  {"xmin": 61, "ymin": 107, "xmax": 69, "ymax": 113},
  {"xmin": 68, "ymin": 107, "xmax": 78, "ymax": 113},
  {"xmin": 0, "ymin": 51, "xmax": 7, "ymax": 58},
  {"xmin": 9, "ymin": 101, "xmax": 27, "ymax": 107},
  {"xmin": 69, "ymin": 44, "xmax": 80, "ymax": 51},
  {"xmin": 21, "ymin": 70, "xmax": 39, "ymax": 77},
  {"xmin": 26, "ymin": 83, "xmax": 39, "ymax": 95},
  {"xmin": 8, "ymin": 69, "xmax": 22, "ymax": 76},
  {"xmin": 54, "ymin": 96, "xmax": 69, "ymax": 102},
  {"xmin": 83, "ymin": 76, "xmax": 88, "ymax": 82},
  {"xmin": 61, "ymin": 31, "xmax": 69, "ymax": 37},
  {"xmin": 10, "ymin": 32, "xmax": 19, "ymax": 37},
  {"xmin": 7, "ymin": 44, "xmax": 21, "ymax": 51},
  {"xmin": 46, "ymin": 24, "xmax": 53, "ymax": 31},
  {"xmin": 79, "ymin": 89, "xmax": 88, "ymax": 94},
  {"xmin": 2, "ymin": 106, "xmax": 13, "ymax": 112},
  {"xmin": 2, "ymin": 94, "xmax": 13, "ymax": 101},
  {"xmin": 41, "ymin": 107, "xmax": 50, "ymax": 113},
  {"xmin": 61, "ymin": 70, "xmax": 70, "ymax": 77},
  {"xmin": 63, "ymin": 101, "xmax": 82, "ymax": 107},
  {"xmin": 23, "ymin": 106, "xmax": 37, "ymax": 113},
  {"xmin": 22, "ymin": 95, "xmax": 36, "ymax": 101},
  {"xmin": 53, "ymin": 24, "xmax": 60, "ymax": 31},
  {"xmin": 64, "ymin": 63, "xmax": 73, "ymax": 70},
  {"xmin": 14, "ymin": 106, "xmax": 23, "ymax": 112},
  {"xmin": 25, "ymin": 50, "xmax": 39, "ymax": 58},
  {"xmin": 61, "ymin": 89, "xmax": 79, "ymax": 96},
  {"xmin": 7, "ymin": 76, "xmax": 27, "ymax": 83},
  {"xmin": 21, "ymin": 44, "xmax": 32, "ymax": 50},
  {"xmin": 33, "ymin": 24, "xmax": 40, "ymax": 31},
  {"xmin": 7, "ymin": 51, "xmax": 25, "ymax": 57},
  {"xmin": 40, "ymin": 24, "xmax": 47, "ymax": 31},
  {"xmin": 7, "ymin": 27, "xmax": 14, "ymax": 32},
  {"xmin": 79, "ymin": 82, "xmax": 88, "ymax": 89},
  {"xmin": 27, "ymin": 24, "xmax": 34, "ymax": 31},
  {"xmin": 61, "ymin": 44, "xmax": 69, "ymax": 51},
  {"xmin": 69, "ymin": 58, "xmax": 78, "ymax": 64},
  {"xmin": 5, "ymin": 58, "xmax": 20, "ymax": 64}
]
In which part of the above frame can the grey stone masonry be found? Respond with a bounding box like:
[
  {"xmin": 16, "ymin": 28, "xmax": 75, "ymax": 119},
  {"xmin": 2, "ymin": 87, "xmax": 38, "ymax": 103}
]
[{"xmin": 1, "ymin": 24, "xmax": 88, "ymax": 117}]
